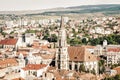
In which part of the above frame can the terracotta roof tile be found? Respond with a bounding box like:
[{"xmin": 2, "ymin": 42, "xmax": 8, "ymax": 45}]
[
  {"xmin": 22, "ymin": 64, "xmax": 47, "ymax": 71},
  {"xmin": 17, "ymin": 51, "xmax": 28, "ymax": 57},
  {"xmin": 68, "ymin": 46, "xmax": 97, "ymax": 62},
  {"xmin": 40, "ymin": 45, "xmax": 48, "ymax": 49},
  {"xmin": 107, "ymin": 48, "xmax": 120, "ymax": 52},
  {"xmin": 83, "ymin": 45, "xmax": 95, "ymax": 48},
  {"xmin": 0, "ymin": 38, "xmax": 18, "ymax": 45},
  {"xmin": 0, "ymin": 58, "xmax": 18, "ymax": 68},
  {"xmin": 113, "ymin": 66, "xmax": 120, "ymax": 74},
  {"xmin": 53, "ymin": 70, "xmax": 62, "ymax": 80},
  {"xmin": 12, "ymin": 77, "xmax": 25, "ymax": 80}
]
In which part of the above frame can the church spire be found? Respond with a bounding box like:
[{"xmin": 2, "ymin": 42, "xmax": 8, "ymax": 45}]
[
  {"xmin": 58, "ymin": 16, "xmax": 67, "ymax": 47},
  {"xmin": 60, "ymin": 16, "xmax": 64, "ymax": 29},
  {"xmin": 56, "ymin": 16, "xmax": 69, "ymax": 70}
]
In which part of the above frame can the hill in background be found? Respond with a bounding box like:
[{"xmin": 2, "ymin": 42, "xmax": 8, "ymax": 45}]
[{"xmin": 0, "ymin": 4, "xmax": 120, "ymax": 16}]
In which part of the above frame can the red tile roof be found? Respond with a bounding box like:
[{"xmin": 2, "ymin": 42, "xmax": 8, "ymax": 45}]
[
  {"xmin": 17, "ymin": 51, "xmax": 28, "ymax": 57},
  {"xmin": 107, "ymin": 48, "xmax": 120, "ymax": 52},
  {"xmin": 0, "ymin": 58, "xmax": 18, "ymax": 68},
  {"xmin": 83, "ymin": 45, "xmax": 95, "ymax": 49},
  {"xmin": 113, "ymin": 66, "xmax": 120, "ymax": 74},
  {"xmin": 40, "ymin": 45, "xmax": 48, "ymax": 49},
  {"xmin": 68, "ymin": 46, "xmax": 97, "ymax": 62},
  {"xmin": 0, "ymin": 38, "xmax": 18, "ymax": 45},
  {"xmin": 12, "ymin": 77, "xmax": 25, "ymax": 80},
  {"xmin": 22, "ymin": 64, "xmax": 47, "ymax": 71}
]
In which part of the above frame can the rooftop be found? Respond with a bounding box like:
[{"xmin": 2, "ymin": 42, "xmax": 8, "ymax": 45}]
[
  {"xmin": 0, "ymin": 58, "xmax": 18, "ymax": 68},
  {"xmin": 22, "ymin": 64, "xmax": 47, "ymax": 71},
  {"xmin": 113, "ymin": 66, "xmax": 120, "ymax": 74},
  {"xmin": 68, "ymin": 46, "xmax": 97, "ymax": 62},
  {"xmin": 107, "ymin": 48, "xmax": 120, "ymax": 52},
  {"xmin": 0, "ymin": 38, "xmax": 18, "ymax": 45}
]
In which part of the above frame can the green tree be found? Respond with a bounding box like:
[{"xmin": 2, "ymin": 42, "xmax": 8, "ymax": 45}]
[
  {"xmin": 43, "ymin": 34, "xmax": 49, "ymax": 40},
  {"xmin": 82, "ymin": 38, "xmax": 87, "ymax": 45},
  {"xmin": 114, "ymin": 74, "xmax": 120, "ymax": 80},
  {"xmin": 70, "ymin": 37, "xmax": 82, "ymax": 46},
  {"xmin": 79, "ymin": 64, "xmax": 86, "ymax": 72},
  {"xmin": 104, "ymin": 74, "xmax": 120, "ymax": 80},
  {"xmin": 49, "ymin": 34, "xmax": 58, "ymax": 42},
  {"xmin": 99, "ymin": 60, "xmax": 105, "ymax": 74},
  {"xmin": 91, "ymin": 68, "xmax": 96, "ymax": 75},
  {"xmin": 89, "ymin": 34, "xmax": 120, "ymax": 45}
]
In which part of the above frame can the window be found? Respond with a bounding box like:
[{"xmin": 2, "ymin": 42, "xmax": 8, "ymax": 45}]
[
  {"xmin": 29, "ymin": 71, "xmax": 30, "ymax": 75},
  {"xmin": 69, "ymin": 64, "xmax": 72, "ymax": 70},
  {"xmin": 58, "ymin": 64, "xmax": 60, "ymax": 69},
  {"xmin": 45, "ymin": 73, "xmax": 47, "ymax": 77},
  {"xmin": 75, "ymin": 64, "xmax": 78, "ymax": 71},
  {"xmin": 33, "ymin": 72, "xmax": 37, "ymax": 77},
  {"xmin": 58, "ymin": 54, "xmax": 60, "ymax": 60}
]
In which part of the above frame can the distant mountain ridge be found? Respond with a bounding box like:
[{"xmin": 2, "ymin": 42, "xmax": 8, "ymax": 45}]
[
  {"xmin": 39, "ymin": 4, "xmax": 120, "ymax": 16},
  {"xmin": 0, "ymin": 4, "xmax": 120, "ymax": 15}
]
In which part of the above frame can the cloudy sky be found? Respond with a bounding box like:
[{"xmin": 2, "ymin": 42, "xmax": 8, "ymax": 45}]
[{"xmin": 0, "ymin": 0, "xmax": 120, "ymax": 11}]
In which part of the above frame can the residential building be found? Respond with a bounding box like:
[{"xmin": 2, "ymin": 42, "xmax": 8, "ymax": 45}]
[
  {"xmin": 0, "ymin": 38, "xmax": 18, "ymax": 50},
  {"xmin": 105, "ymin": 45, "xmax": 120, "ymax": 65},
  {"xmin": 20, "ymin": 64, "xmax": 48, "ymax": 78}
]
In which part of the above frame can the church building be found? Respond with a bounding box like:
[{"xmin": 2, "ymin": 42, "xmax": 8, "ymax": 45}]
[{"xmin": 56, "ymin": 17, "xmax": 98, "ymax": 74}]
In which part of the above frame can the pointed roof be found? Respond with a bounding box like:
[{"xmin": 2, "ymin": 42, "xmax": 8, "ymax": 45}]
[{"xmin": 60, "ymin": 16, "xmax": 64, "ymax": 29}]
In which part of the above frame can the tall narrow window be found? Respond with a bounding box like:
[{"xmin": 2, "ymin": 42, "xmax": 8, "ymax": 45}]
[
  {"xmin": 75, "ymin": 64, "xmax": 78, "ymax": 71},
  {"xmin": 58, "ymin": 63, "xmax": 60, "ymax": 69},
  {"xmin": 69, "ymin": 64, "xmax": 72, "ymax": 70}
]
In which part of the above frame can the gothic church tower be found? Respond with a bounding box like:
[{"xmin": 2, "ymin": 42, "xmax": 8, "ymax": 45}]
[{"xmin": 56, "ymin": 16, "xmax": 69, "ymax": 70}]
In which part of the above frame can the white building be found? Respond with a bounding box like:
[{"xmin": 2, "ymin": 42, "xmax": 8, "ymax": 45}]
[
  {"xmin": 20, "ymin": 64, "xmax": 48, "ymax": 78},
  {"xmin": 95, "ymin": 27, "xmax": 104, "ymax": 34},
  {"xmin": 105, "ymin": 45, "xmax": 120, "ymax": 65},
  {"xmin": 5, "ymin": 21, "xmax": 14, "ymax": 28},
  {"xmin": 0, "ymin": 38, "xmax": 19, "ymax": 50},
  {"xmin": 24, "ymin": 33, "xmax": 36, "ymax": 45}
]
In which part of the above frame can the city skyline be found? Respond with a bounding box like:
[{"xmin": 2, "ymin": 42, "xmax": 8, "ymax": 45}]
[{"xmin": 0, "ymin": 0, "xmax": 120, "ymax": 11}]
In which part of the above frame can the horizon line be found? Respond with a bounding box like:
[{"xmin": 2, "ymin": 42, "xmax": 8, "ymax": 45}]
[{"xmin": 0, "ymin": 3, "xmax": 119, "ymax": 12}]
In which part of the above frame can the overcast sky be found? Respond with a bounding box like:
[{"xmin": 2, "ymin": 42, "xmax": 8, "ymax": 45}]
[{"xmin": 0, "ymin": 0, "xmax": 120, "ymax": 11}]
